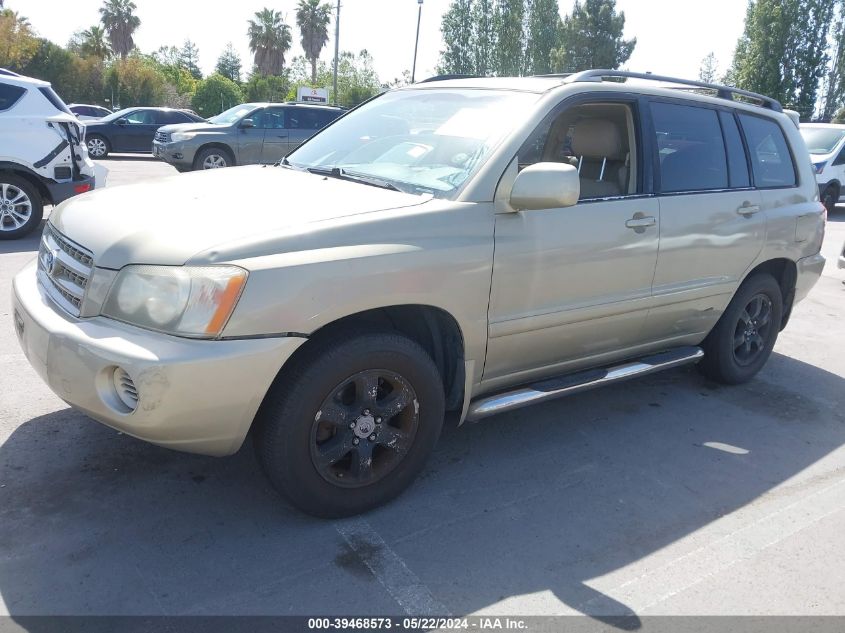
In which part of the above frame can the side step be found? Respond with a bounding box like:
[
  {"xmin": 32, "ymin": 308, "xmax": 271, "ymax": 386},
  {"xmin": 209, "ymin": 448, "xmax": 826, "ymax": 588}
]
[{"xmin": 465, "ymin": 346, "xmax": 704, "ymax": 422}]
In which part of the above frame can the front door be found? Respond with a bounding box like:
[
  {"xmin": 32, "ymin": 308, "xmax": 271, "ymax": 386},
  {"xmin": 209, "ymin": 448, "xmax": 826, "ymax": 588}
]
[
  {"xmin": 259, "ymin": 106, "xmax": 290, "ymax": 164},
  {"xmin": 113, "ymin": 109, "xmax": 158, "ymax": 152},
  {"xmin": 236, "ymin": 109, "xmax": 267, "ymax": 165},
  {"xmin": 486, "ymin": 99, "xmax": 660, "ymax": 383}
]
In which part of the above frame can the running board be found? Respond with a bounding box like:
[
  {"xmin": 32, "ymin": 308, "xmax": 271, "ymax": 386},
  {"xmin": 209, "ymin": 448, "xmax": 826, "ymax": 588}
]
[{"xmin": 466, "ymin": 346, "xmax": 704, "ymax": 422}]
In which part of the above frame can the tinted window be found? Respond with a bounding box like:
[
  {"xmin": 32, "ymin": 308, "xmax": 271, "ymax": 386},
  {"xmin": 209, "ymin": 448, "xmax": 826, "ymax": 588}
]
[
  {"xmin": 719, "ymin": 111, "xmax": 750, "ymax": 188},
  {"xmin": 37, "ymin": 86, "xmax": 72, "ymax": 114},
  {"xmin": 0, "ymin": 83, "xmax": 26, "ymax": 111},
  {"xmin": 289, "ymin": 108, "xmax": 336, "ymax": 130},
  {"xmin": 156, "ymin": 110, "xmax": 190, "ymax": 124},
  {"xmin": 651, "ymin": 102, "xmax": 728, "ymax": 193},
  {"xmin": 124, "ymin": 110, "xmax": 154, "ymax": 124},
  {"xmin": 739, "ymin": 114, "xmax": 797, "ymax": 187},
  {"xmin": 260, "ymin": 107, "xmax": 286, "ymax": 129}
]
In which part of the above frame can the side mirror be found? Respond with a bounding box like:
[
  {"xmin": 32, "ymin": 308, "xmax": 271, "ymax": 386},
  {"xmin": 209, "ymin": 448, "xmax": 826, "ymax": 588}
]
[
  {"xmin": 115, "ymin": 118, "xmax": 127, "ymax": 125},
  {"xmin": 509, "ymin": 162, "xmax": 580, "ymax": 211},
  {"xmin": 240, "ymin": 118, "xmax": 255, "ymax": 129}
]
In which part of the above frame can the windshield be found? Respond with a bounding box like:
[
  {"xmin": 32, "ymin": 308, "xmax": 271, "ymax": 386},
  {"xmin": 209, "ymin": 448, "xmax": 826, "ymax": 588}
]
[
  {"xmin": 800, "ymin": 127, "xmax": 845, "ymax": 155},
  {"xmin": 286, "ymin": 88, "xmax": 540, "ymax": 198},
  {"xmin": 208, "ymin": 104, "xmax": 257, "ymax": 125}
]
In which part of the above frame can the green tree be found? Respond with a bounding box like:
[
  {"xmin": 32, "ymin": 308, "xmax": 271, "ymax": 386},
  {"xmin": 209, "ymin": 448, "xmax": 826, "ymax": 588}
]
[
  {"xmin": 21, "ymin": 39, "xmax": 79, "ymax": 101},
  {"xmin": 192, "ymin": 73, "xmax": 244, "ymax": 116},
  {"xmin": 99, "ymin": 0, "xmax": 141, "ymax": 59},
  {"xmin": 822, "ymin": 4, "xmax": 845, "ymax": 119},
  {"xmin": 105, "ymin": 55, "xmax": 166, "ymax": 107},
  {"xmin": 179, "ymin": 39, "xmax": 202, "ymax": 79},
  {"xmin": 296, "ymin": 0, "xmax": 332, "ymax": 85},
  {"xmin": 248, "ymin": 8, "xmax": 292, "ymax": 76},
  {"xmin": 494, "ymin": 0, "xmax": 525, "ymax": 76},
  {"xmin": 471, "ymin": 0, "xmax": 496, "ymax": 75},
  {"xmin": 550, "ymin": 0, "xmax": 635, "ymax": 73},
  {"xmin": 699, "ymin": 52, "xmax": 718, "ymax": 83},
  {"xmin": 439, "ymin": 0, "xmax": 475, "ymax": 75},
  {"xmin": 288, "ymin": 50, "xmax": 380, "ymax": 107},
  {"xmin": 215, "ymin": 42, "xmax": 242, "ymax": 83},
  {"xmin": 525, "ymin": 0, "xmax": 561, "ymax": 74},
  {"xmin": 0, "ymin": 9, "xmax": 38, "ymax": 69},
  {"xmin": 730, "ymin": 0, "xmax": 836, "ymax": 120},
  {"xmin": 70, "ymin": 25, "xmax": 112, "ymax": 60},
  {"xmin": 244, "ymin": 73, "xmax": 289, "ymax": 101}
]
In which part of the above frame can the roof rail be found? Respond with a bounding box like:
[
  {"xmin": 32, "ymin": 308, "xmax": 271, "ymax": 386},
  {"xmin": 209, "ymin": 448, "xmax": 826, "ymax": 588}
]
[
  {"xmin": 559, "ymin": 69, "xmax": 783, "ymax": 112},
  {"xmin": 418, "ymin": 74, "xmax": 482, "ymax": 83},
  {"xmin": 0, "ymin": 68, "xmax": 21, "ymax": 77}
]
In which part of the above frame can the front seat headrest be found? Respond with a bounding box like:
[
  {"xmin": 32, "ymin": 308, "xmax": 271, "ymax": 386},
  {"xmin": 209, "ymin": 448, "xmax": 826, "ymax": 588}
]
[{"xmin": 570, "ymin": 118, "xmax": 624, "ymax": 159}]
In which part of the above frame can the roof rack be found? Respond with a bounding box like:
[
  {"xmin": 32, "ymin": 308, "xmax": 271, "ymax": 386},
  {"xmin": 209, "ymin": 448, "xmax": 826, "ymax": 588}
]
[
  {"xmin": 418, "ymin": 74, "xmax": 482, "ymax": 83},
  {"xmin": 556, "ymin": 69, "xmax": 783, "ymax": 112}
]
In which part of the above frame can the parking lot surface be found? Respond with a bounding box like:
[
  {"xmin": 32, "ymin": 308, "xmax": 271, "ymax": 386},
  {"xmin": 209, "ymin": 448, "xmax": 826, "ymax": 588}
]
[{"xmin": 1, "ymin": 156, "xmax": 844, "ymax": 620}]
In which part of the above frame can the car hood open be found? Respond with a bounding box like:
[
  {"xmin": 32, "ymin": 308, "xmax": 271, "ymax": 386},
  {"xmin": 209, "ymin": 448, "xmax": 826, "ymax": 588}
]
[{"xmin": 50, "ymin": 165, "xmax": 429, "ymax": 269}]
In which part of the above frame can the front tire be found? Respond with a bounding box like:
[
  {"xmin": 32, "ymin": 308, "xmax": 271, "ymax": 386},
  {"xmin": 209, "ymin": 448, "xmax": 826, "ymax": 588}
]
[
  {"xmin": 0, "ymin": 174, "xmax": 43, "ymax": 240},
  {"xmin": 194, "ymin": 147, "xmax": 233, "ymax": 170},
  {"xmin": 698, "ymin": 273, "xmax": 783, "ymax": 384},
  {"xmin": 254, "ymin": 330, "xmax": 445, "ymax": 518},
  {"xmin": 822, "ymin": 185, "xmax": 839, "ymax": 213},
  {"xmin": 86, "ymin": 135, "xmax": 109, "ymax": 158}
]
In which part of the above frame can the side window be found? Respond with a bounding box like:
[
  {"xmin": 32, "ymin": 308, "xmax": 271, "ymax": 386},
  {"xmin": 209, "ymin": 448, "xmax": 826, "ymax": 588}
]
[
  {"xmin": 124, "ymin": 110, "xmax": 151, "ymax": 124},
  {"xmin": 719, "ymin": 111, "xmax": 750, "ymax": 188},
  {"xmin": 833, "ymin": 143, "xmax": 845, "ymax": 167},
  {"xmin": 289, "ymin": 108, "xmax": 327, "ymax": 130},
  {"xmin": 651, "ymin": 101, "xmax": 728, "ymax": 193},
  {"xmin": 517, "ymin": 101, "xmax": 639, "ymax": 200},
  {"xmin": 0, "ymin": 83, "xmax": 26, "ymax": 111},
  {"xmin": 738, "ymin": 114, "xmax": 797, "ymax": 188},
  {"xmin": 260, "ymin": 108, "xmax": 286, "ymax": 129},
  {"xmin": 37, "ymin": 86, "xmax": 72, "ymax": 114}
]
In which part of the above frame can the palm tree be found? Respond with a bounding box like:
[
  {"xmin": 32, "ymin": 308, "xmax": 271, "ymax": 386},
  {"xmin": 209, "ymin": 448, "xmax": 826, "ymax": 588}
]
[
  {"xmin": 79, "ymin": 25, "xmax": 112, "ymax": 60},
  {"xmin": 295, "ymin": 0, "xmax": 331, "ymax": 85},
  {"xmin": 247, "ymin": 8, "xmax": 292, "ymax": 76},
  {"xmin": 99, "ymin": 0, "xmax": 140, "ymax": 59}
]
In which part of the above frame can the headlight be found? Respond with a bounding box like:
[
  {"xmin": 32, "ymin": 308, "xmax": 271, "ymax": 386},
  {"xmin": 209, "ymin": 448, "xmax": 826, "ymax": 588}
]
[
  {"xmin": 102, "ymin": 265, "xmax": 248, "ymax": 338},
  {"xmin": 813, "ymin": 161, "xmax": 826, "ymax": 174},
  {"xmin": 170, "ymin": 131, "xmax": 196, "ymax": 142}
]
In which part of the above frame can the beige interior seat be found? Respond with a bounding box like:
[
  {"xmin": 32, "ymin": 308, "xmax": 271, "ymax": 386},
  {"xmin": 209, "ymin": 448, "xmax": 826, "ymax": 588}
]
[{"xmin": 570, "ymin": 118, "xmax": 628, "ymax": 199}]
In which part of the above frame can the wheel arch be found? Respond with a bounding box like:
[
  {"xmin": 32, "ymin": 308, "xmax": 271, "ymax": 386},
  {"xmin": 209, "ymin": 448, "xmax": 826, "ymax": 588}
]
[
  {"xmin": 740, "ymin": 258, "xmax": 798, "ymax": 330},
  {"xmin": 0, "ymin": 163, "xmax": 50, "ymax": 205},
  {"xmin": 274, "ymin": 304, "xmax": 467, "ymax": 413}
]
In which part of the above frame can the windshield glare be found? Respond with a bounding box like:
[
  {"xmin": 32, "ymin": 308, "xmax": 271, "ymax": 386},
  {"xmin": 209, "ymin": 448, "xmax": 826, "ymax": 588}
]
[
  {"xmin": 209, "ymin": 104, "xmax": 257, "ymax": 125},
  {"xmin": 287, "ymin": 89, "xmax": 540, "ymax": 198},
  {"xmin": 800, "ymin": 127, "xmax": 845, "ymax": 154}
]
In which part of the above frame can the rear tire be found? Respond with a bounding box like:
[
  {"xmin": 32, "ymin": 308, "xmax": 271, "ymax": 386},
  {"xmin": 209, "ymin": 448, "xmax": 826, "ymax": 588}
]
[
  {"xmin": 698, "ymin": 273, "xmax": 783, "ymax": 385},
  {"xmin": 0, "ymin": 174, "xmax": 43, "ymax": 240},
  {"xmin": 254, "ymin": 329, "xmax": 445, "ymax": 518},
  {"xmin": 194, "ymin": 147, "xmax": 233, "ymax": 170},
  {"xmin": 822, "ymin": 185, "xmax": 839, "ymax": 213}
]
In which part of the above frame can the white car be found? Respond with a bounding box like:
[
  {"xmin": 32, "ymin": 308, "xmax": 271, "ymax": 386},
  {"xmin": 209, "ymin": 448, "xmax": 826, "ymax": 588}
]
[
  {"xmin": 800, "ymin": 122, "xmax": 845, "ymax": 212},
  {"xmin": 0, "ymin": 69, "xmax": 97, "ymax": 239},
  {"xmin": 68, "ymin": 103, "xmax": 113, "ymax": 121}
]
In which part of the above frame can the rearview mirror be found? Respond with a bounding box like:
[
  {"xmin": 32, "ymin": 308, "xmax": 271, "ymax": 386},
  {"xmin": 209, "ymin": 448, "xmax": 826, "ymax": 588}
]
[
  {"xmin": 115, "ymin": 117, "xmax": 127, "ymax": 125},
  {"xmin": 240, "ymin": 118, "xmax": 255, "ymax": 129},
  {"xmin": 509, "ymin": 162, "xmax": 580, "ymax": 211}
]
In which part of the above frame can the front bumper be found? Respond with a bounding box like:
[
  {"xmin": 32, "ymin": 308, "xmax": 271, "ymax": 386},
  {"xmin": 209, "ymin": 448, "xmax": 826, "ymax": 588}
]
[
  {"xmin": 794, "ymin": 252, "xmax": 826, "ymax": 304},
  {"xmin": 152, "ymin": 140, "xmax": 196, "ymax": 170},
  {"xmin": 44, "ymin": 174, "xmax": 96, "ymax": 206},
  {"xmin": 12, "ymin": 261, "xmax": 305, "ymax": 456}
]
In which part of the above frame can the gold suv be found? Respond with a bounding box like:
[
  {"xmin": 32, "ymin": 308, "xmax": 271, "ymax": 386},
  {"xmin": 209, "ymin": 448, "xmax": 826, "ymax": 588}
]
[{"xmin": 13, "ymin": 71, "xmax": 826, "ymax": 517}]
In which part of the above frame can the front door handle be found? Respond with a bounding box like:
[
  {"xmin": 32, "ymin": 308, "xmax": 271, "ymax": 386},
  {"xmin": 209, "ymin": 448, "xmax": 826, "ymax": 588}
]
[
  {"xmin": 277, "ymin": 134, "xmax": 288, "ymax": 138},
  {"xmin": 625, "ymin": 215, "xmax": 656, "ymax": 231},
  {"xmin": 736, "ymin": 202, "xmax": 761, "ymax": 215}
]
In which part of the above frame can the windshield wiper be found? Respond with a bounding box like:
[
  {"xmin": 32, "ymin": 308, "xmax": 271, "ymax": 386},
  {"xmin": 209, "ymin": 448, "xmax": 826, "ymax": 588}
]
[{"xmin": 305, "ymin": 166, "xmax": 402, "ymax": 192}]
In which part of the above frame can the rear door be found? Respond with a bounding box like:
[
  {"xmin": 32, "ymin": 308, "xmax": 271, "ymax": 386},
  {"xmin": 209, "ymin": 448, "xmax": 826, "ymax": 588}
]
[
  {"xmin": 286, "ymin": 107, "xmax": 335, "ymax": 152},
  {"xmin": 641, "ymin": 100, "xmax": 765, "ymax": 342}
]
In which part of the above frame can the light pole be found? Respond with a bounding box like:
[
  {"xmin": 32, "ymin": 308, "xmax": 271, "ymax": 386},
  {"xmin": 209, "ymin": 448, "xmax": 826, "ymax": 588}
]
[
  {"xmin": 333, "ymin": 0, "xmax": 341, "ymax": 105},
  {"xmin": 411, "ymin": 0, "xmax": 423, "ymax": 83}
]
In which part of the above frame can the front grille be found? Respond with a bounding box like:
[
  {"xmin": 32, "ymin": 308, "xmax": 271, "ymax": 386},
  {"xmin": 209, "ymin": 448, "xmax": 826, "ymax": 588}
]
[
  {"xmin": 154, "ymin": 131, "xmax": 170, "ymax": 143},
  {"xmin": 37, "ymin": 224, "xmax": 94, "ymax": 317}
]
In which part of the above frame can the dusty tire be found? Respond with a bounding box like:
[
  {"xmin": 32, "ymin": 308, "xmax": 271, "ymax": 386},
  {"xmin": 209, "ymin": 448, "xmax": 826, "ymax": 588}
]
[
  {"xmin": 822, "ymin": 185, "xmax": 839, "ymax": 213},
  {"xmin": 86, "ymin": 135, "xmax": 109, "ymax": 158},
  {"xmin": 254, "ymin": 329, "xmax": 445, "ymax": 518},
  {"xmin": 194, "ymin": 146, "xmax": 233, "ymax": 170},
  {"xmin": 0, "ymin": 174, "xmax": 44, "ymax": 240},
  {"xmin": 698, "ymin": 273, "xmax": 783, "ymax": 385}
]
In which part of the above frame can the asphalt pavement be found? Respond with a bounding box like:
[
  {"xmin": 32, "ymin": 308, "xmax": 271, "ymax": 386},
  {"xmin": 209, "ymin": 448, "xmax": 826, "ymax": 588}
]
[{"xmin": 1, "ymin": 155, "xmax": 844, "ymax": 622}]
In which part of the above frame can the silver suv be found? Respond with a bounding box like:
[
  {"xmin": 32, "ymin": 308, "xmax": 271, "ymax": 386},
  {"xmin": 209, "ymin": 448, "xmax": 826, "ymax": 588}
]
[{"xmin": 12, "ymin": 71, "xmax": 826, "ymax": 517}]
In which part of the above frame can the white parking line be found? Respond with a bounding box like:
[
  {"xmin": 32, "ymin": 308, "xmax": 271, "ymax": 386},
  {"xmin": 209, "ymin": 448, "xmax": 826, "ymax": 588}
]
[{"xmin": 335, "ymin": 517, "xmax": 449, "ymax": 616}]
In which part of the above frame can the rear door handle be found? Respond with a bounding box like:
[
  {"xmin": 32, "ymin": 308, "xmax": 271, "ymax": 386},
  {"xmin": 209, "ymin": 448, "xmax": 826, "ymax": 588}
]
[
  {"xmin": 737, "ymin": 202, "xmax": 761, "ymax": 215},
  {"xmin": 625, "ymin": 216, "xmax": 656, "ymax": 229}
]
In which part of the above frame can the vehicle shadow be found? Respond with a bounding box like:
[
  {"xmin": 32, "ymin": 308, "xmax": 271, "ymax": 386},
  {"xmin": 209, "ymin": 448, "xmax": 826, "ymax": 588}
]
[
  {"xmin": 0, "ymin": 222, "xmax": 44, "ymax": 255},
  {"xmin": 96, "ymin": 154, "xmax": 158, "ymax": 162},
  {"xmin": 0, "ymin": 352, "xmax": 843, "ymax": 625}
]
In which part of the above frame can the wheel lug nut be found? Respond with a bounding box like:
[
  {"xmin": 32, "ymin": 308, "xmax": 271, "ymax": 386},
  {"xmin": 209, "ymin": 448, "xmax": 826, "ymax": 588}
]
[
  {"xmin": 369, "ymin": 434, "xmax": 376, "ymax": 441},
  {"xmin": 353, "ymin": 438, "xmax": 359, "ymax": 445},
  {"xmin": 349, "ymin": 423, "xmax": 355, "ymax": 429},
  {"xmin": 363, "ymin": 409, "xmax": 370, "ymax": 416},
  {"xmin": 375, "ymin": 418, "xmax": 382, "ymax": 424}
]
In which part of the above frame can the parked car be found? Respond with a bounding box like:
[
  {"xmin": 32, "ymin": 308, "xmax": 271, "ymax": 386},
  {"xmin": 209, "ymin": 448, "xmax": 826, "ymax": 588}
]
[
  {"xmin": 0, "ymin": 69, "xmax": 96, "ymax": 239},
  {"xmin": 68, "ymin": 103, "xmax": 112, "ymax": 121},
  {"xmin": 13, "ymin": 71, "xmax": 826, "ymax": 517},
  {"xmin": 152, "ymin": 102, "xmax": 344, "ymax": 171},
  {"xmin": 85, "ymin": 107, "xmax": 205, "ymax": 158},
  {"xmin": 800, "ymin": 122, "xmax": 845, "ymax": 212}
]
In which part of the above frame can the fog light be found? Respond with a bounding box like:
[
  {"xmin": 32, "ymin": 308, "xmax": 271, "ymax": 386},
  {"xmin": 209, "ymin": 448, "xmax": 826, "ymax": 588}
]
[{"xmin": 113, "ymin": 367, "xmax": 139, "ymax": 411}]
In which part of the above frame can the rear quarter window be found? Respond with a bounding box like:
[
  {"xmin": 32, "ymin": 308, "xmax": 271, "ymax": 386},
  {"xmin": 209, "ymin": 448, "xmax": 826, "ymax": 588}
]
[
  {"xmin": 38, "ymin": 86, "xmax": 72, "ymax": 114},
  {"xmin": 738, "ymin": 114, "xmax": 797, "ymax": 188},
  {"xmin": 0, "ymin": 83, "xmax": 26, "ymax": 112}
]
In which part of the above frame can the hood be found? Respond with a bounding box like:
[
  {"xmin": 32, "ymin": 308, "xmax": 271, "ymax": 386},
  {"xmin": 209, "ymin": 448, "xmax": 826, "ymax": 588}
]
[
  {"xmin": 158, "ymin": 121, "xmax": 222, "ymax": 134},
  {"xmin": 50, "ymin": 166, "xmax": 427, "ymax": 269}
]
